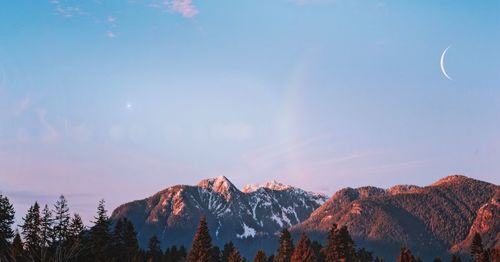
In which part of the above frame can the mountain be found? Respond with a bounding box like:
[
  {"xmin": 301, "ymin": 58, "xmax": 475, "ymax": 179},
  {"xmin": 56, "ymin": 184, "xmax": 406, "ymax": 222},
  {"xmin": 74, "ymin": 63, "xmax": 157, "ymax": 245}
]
[
  {"xmin": 450, "ymin": 189, "xmax": 500, "ymax": 254},
  {"xmin": 110, "ymin": 176, "xmax": 327, "ymax": 256},
  {"xmin": 291, "ymin": 175, "xmax": 499, "ymax": 261}
]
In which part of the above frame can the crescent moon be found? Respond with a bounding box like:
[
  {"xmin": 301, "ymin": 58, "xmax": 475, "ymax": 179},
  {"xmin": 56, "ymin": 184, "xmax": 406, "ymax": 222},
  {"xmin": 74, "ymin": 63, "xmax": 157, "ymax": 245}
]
[{"xmin": 440, "ymin": 45, "xmax": 453, "ymax": 81}]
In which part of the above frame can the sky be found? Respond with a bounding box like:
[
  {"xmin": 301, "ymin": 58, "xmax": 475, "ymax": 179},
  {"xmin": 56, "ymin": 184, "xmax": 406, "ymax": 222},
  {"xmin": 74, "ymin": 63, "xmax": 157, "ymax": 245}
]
[{"xmin": 0, "ymin": 0, "xmax": 499, "ymax": 224}]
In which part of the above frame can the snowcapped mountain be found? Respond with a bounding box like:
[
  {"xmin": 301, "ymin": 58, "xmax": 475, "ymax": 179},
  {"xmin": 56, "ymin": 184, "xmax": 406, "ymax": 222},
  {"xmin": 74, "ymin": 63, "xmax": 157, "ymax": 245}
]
[{"xmin": 110, "ymin": 176, "xmax": 327, "ymax": 253}]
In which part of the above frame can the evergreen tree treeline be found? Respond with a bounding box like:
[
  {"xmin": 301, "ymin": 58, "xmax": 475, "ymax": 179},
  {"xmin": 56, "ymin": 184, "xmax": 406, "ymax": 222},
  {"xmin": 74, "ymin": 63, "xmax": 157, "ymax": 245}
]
[{"xmin": 0, "ymin": 193, "xmax": 497, "ymax": 262}]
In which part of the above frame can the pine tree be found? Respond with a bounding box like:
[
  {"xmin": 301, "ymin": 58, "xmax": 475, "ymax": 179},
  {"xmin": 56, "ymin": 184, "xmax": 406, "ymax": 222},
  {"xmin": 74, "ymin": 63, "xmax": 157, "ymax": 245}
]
[
  {"xmin": 222, "ymin": 242, "xmax": 236, "ymax": 262},
  {"xmin": 451, "ymin": 255, "xmax": 462, "ymax": 262},
  {"xmin": 187, "ymin": 216, "xmax": 215, "ymax": 262},
  {"xmin": 275, "ymin": 228, "xmax": 294, "ymax": 262},
  {"xmin": 112, "ymin": 218, "xmax": 125, "ymax": 259},
  {"xmin": 0, "ymin": 194, "xmax": 15, "ymax": 260},
  {"xmin": 356, "ymin": 248, "xmax": 373, "ymax": 262},
  {"xmin": 291, "ymin": 233, "xmax": 316, "ymax": 262},
  {"xmin": 254, "ymin": 250, "xmax": 267, "ymax": 262},
  {"xmin": 396, "ymin": 247, "xmax": 415, "ymax": 262},
  {"xmin": 168, "ymin": 245, "xmax": 179, "ymax": 262},
  {"xmin": 40, "ymin": 204, "xmax": 54, "ymax": 249},
  {"xmin": 21, "ymin": 202, "xmax": 42, "ymax": 259},
  {"xmin": 471, "ymin": 233, "xmax": 484, "ymax": 262},
  {"xmin": 338, "ymin": 225, "xmax": 356, "ymax": 261},
  {"xmin": 310, "ymin": 240, "xmax": 324, "ymax": 262},
  {"xmin": 228, "ymin": 249, "xmax": 244, "ymax": 262},
  {"xmin": 64, "ymin": 213, "xmax": 85, "ymax": 261},
  {"xmin": 68, "ymin": 213, "xmax": 85, "ymax": 240},
  {"xmin": 212, "ymin": 246, "xmax": 221, "ymax": 262},
  {"xmin": 53, "ymin": 195, "xmax": 71, "ymax": 243},
  {"xmin": 123, "ymin": 219, "xmax": 140, "ymax": 260},
  {"xmin": 39, "ymin": 205, "xmax": 54, "ymax": 262},
  {"xmin": 11, "ymin": 230, "xmax": 25, "ymax": 261},
  {"xmin": 321, "ymin": 224, "xmax": 356, "ymax": 262},
  {"xmin": 179, "ymin": 246, "xmax": 188, "ymax": 260},
  {"xmin": 148, "ymin": 235, "xmax": 163, "ymax": 262},
  {"xmin": 90, "ymin": 199, "xmax": 111, "ymax": 262}
]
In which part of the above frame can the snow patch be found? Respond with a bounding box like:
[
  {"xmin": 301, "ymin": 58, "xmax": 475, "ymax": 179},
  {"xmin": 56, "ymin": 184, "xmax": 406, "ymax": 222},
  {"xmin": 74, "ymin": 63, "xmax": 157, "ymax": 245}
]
[
  {"xmin": 236, "ymin": 223, "xmax": 256, "ymax": 239},
  {"xmin": 271, "ymin": 213, "xmax": 284, "ymax": 227}
]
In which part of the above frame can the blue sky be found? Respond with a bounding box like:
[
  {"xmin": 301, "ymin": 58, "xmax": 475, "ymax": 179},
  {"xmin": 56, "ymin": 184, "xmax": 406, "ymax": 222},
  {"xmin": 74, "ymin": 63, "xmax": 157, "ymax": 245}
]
[{"xmin": 0, "ymin": 0, "xmax": 499, "ymax": 223}]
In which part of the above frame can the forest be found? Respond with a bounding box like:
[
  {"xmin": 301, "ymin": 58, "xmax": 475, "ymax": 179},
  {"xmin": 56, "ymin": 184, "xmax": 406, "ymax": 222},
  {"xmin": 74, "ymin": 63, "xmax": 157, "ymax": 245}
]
[{"xmin": 0, "ymin": 194, "xmax": 497, "ymax": 262}]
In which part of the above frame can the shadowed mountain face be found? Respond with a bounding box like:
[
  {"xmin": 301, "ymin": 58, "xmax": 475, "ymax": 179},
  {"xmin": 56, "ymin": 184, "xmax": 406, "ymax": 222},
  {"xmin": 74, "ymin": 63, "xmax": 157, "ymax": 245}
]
[
  {"xmin": 110, "ymin": 176, "xmax": 327, "ymax": 255},
  {"xmin": 291, "ymin": 175, "xmax": 499, "ymax": 261}
]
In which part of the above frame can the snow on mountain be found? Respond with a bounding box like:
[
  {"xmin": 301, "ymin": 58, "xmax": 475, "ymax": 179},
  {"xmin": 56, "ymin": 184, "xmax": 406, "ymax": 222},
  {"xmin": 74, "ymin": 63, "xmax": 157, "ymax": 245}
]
[
  {"xmin": 242, "ymin": 180, "xmax": 292, "ymax": 192},
  {"xmin": 111, "ymin": 176, "xmax": 328, "ymax": 253}
]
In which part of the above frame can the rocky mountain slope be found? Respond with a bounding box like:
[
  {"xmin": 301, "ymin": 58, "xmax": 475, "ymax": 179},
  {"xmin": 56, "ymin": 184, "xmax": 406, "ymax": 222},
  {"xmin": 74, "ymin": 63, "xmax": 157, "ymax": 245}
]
[
  {"xmin": 290, "ymin": 175, "xmax": 499, "ymax": 260},
  {"xmin": 110, "ymin": 176, "xmax": 327, "ymax": 254},
  {"xmin": 450, "ymin": 189, "xmax": 500, "ymax": 254}
]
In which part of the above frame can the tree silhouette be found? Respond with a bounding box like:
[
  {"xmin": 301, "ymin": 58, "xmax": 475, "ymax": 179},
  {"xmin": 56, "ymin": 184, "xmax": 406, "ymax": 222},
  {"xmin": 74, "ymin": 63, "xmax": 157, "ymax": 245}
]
[
  {"xmin": 21, "ymin": 202, "xmax": 42, "ymax": 260},
  {"xmin": 357, "ymin": 248, "xmax": 374, "ymax": 262},
  {"xmin": 90, "ymin": 199, "xmax": 112, "ymax": 262},
  {"xmin": 322, "ymin": 224, "xmax": 356, "ymax": 262},
  {"xmin": 451, "ymin": 255, "xmax": 462, "ymax": 262},
  {"xmin": 187, "ymin": 215, "xmax": 215, "ymax": 262},
  {"xmin": 275, "ymin": 228, "xmax": 294, "ymax": 262},
  {"xmin": 228, "ymin": 249, "xmax": 244, "ymax": 262},
  {"xmin": 291, "ymin": 233, "xmax": 316, "ymax": 262},
  {"xmin": 53, "ymin": 195, "xmax": 71, "ymax": 244},
  {"xmin": 396, "ymin": 247, "xmax": 415, "ymax": 262},
  {"xmin": 11, "ymin": 230, "xmax": 25, "ymax": 261},
  {"xmin": 40, "ymin": 204, "xmax": 54, "ymax": 250},
  {"xmin": 148, "ymin": 235, "xmax": 163, "ymax": 262},
  {"xmin": 123, "ymin": 218, "xmax": 140, "ymax": 260},
  {"xmin": 0, "ymin": 194, "xmax": 15, "ymax": 260},
  {"xmin": 254, "ymin": 250, "xmax": 267, "ymax": 262},
  {"xmin": 222, "ymin": 241, "xmax": 236, "ymax": 262}
]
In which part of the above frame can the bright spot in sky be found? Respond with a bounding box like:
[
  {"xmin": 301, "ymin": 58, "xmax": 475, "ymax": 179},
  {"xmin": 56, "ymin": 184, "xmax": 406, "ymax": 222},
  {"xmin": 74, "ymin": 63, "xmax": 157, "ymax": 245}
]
[{"xmin": 126, "ymin": 103, "xmax": 132, "ymax": 110}]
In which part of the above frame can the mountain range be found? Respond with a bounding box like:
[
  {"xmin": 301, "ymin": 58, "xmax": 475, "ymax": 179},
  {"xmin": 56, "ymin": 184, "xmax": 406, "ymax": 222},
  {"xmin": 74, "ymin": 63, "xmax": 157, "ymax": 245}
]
[
  {"xmin": 111, "ymin": 176, "xmax": 327, "ymax": 257},
  {"xmin": 110, "ymin": 175, "xmax": 499, "ymax": 260}
]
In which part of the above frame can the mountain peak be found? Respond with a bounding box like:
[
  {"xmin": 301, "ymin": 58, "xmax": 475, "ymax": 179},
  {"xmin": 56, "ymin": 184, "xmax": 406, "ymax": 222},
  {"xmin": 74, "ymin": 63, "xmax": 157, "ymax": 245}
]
[
  {"xmin": 197, "ymin": 176, "xmax": 238, "ymax": 194},
  {"xmin": 242, "ymin": 180, "xmax": 292, "ymax": 193},
  {"xmin": 431, "ymin": 174, "xmax": 471, "ymax": 186}
]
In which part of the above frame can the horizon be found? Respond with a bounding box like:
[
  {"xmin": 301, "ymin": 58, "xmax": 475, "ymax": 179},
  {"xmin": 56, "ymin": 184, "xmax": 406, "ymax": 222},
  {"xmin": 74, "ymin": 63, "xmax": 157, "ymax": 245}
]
[
  {"xmin": 1, "ymin": 1, "xmax": 500, "ymax": 226},
  {"xmin": 3, "ymin": 173, "xmax": 496, "ymax": 226}
]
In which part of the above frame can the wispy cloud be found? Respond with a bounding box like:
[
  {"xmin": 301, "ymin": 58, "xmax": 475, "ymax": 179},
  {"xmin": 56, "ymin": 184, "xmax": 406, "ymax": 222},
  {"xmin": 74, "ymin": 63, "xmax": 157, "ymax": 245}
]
[
  {"xmin": 37, "ymin": 109, "xmax": 59, "ymax": 143},
  {"xmin": 49, "ymin": 0, "xmax": 86, "ymax": 18},
  {"xmin": 107, "ymin": 16, "xmax": 116, "ymax": 24},
  {"xmin": 12, "ymin": 95, "xmax": 32, "ymax": 116},
  {"xmin": 107, "ymin": 31, "xmax": 117, "ymax": 38},
  {"xmin": 167, "ymin": 0, "xmax": 199, "ymax": 18}
]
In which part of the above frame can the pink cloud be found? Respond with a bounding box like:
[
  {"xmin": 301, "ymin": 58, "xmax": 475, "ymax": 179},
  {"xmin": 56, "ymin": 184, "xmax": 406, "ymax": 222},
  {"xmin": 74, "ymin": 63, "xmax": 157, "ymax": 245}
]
[{"xmin": 166, "ymin": 0, "xmax": 199, "ymax": 18}]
